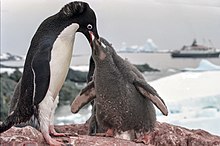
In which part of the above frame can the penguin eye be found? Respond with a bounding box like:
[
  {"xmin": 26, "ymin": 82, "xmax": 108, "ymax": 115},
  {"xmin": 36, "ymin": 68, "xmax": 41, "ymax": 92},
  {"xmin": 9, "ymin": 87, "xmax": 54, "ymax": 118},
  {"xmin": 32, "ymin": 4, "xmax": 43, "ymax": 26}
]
[{"xmin": 87, "ymin": 24, "xmax": 93, "ymax": 30}]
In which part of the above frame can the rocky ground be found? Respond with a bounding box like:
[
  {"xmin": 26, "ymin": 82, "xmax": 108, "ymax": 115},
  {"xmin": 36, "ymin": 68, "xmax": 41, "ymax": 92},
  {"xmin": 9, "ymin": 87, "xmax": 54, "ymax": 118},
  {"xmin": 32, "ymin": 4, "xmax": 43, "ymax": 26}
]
[{"xmin": 1, "ymin": 122, "xmax": 220, "ymax": 146}]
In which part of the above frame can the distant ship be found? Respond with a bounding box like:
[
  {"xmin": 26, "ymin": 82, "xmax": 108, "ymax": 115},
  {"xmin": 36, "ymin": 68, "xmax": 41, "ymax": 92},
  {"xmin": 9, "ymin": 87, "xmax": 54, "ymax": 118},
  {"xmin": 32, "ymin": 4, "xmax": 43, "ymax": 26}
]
[{"xmin": 171, "ymin": 39, "xmax": 220, "ymax": 58}]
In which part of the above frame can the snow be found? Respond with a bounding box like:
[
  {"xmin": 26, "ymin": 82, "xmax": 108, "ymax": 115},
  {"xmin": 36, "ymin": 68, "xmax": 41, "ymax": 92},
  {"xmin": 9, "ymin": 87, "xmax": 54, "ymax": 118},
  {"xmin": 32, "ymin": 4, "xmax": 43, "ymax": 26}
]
[
  {"xmin": 150, "ymin": 71, "xmax": 220, "ymax": 101},
  {"xmin": 150, "ymin": 71, "xmax": 220, "ymax": 136},
  {"xmin": 70, "ymin": 65, "xmax": 89, "ymax": 72},
  {"xmin": 55, "ymin": 105, "xmax": 92, "ymax": 125},
  {"xmin": 0, "ymin": 53, "xmax": 10, "ymax": 60},
  {"xmin": 0, "ymin": 68, "xmax": 17, "ymax": 74},
  {"xmin": 0, "ymin": 52, "xmax": 23, "ymax": 61},
  {"xmin": 0, "ymin": 68, "xmax": 23, "ymax": 74}
]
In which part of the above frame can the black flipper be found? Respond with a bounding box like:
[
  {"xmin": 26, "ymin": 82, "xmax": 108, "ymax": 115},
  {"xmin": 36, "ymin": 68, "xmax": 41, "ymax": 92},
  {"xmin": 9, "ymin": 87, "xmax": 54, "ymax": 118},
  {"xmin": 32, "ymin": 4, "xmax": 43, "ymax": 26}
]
[
  {"xmin": 134, "ymin": 79, "xmax": 168, "ymax": 116},
  {"xmin": 71, "ymin": 81, "xmax": 95, "ymax": 113}
]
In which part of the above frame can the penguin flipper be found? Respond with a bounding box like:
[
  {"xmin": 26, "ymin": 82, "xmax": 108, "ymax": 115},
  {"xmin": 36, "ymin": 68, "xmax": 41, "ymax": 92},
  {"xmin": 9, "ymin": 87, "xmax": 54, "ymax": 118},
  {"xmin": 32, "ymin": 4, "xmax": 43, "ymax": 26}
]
[
  {"xmin": 32, "ymin": 51, "xmax": 50, "ymax": 105},
  {"xmin": 133, "ymin": 79, "xmax": 168, "ymax": 116},
  {"xmin": 71, "ymin": 81, "xmax": 95, "ymax": 113}
]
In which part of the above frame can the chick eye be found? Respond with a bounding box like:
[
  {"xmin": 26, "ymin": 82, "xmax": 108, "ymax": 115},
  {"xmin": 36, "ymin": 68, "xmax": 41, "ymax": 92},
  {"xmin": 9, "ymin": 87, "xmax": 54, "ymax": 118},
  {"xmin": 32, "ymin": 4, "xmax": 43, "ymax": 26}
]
[{"xmin": 87, "ymin": 24, "xmax": 93, "ymax": 30}]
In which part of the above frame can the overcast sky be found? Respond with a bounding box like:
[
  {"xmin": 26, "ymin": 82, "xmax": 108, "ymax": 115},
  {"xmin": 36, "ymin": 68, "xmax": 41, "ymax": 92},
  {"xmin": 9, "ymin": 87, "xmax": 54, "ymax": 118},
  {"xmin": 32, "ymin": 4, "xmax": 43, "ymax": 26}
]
[{"xmin": 1, "ymin": 0, "xmax": 220, "ymax": 55}]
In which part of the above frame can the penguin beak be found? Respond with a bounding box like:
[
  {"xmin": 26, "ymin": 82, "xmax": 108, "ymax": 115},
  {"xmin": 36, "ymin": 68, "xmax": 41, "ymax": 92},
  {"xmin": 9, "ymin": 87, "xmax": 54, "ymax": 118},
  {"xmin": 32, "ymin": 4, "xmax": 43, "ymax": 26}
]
[
  {"xmin": 89, "ymin": 31, "xmax": 94, "ymax": 49},
  {"xmin": 89, "ymin": 31, "xmax": 95, "ymax": 42},
  {"xmin": 89, "ymin": 31, "xmax": 99, "ymax": 49},
  {"xmin": 91, "ymin": 38, "xmax": 106, "ymax": 60}
]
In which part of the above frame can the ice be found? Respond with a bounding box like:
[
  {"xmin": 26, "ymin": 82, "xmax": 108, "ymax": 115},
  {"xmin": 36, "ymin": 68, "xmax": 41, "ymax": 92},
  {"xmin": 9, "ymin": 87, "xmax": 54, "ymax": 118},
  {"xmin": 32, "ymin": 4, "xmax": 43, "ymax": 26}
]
[
  {"xmin": 55, "ymin": 105, "xmax": 92, "ymax": 125},
  {"xmin": 0, "ymin": 68, "xmax": 23, "ymax": 74},
  {"xmin": 150, "ymin": 71, "xmax": 220, "ymax": 136},
  {"xmin": 70, "ymin": 65, "xmax": 89, "ymax": 72},
  {"xmin": 0, "ymin": 68, "xmax": 16, "ymax": 74},
  {"xmin": 140, "ymin": 38, "xmax": 158, "ymax": 52},
  {"xmin": 183, "ymin": 59, "xmax": 220, "ymax": 71},
  {"xmin": 0, "ymin": 52, "xmax": 23, "ymax": 61},
  {"xmin": 118, "ymin": 38, "xmax": 158, "ymax": 53},
  {"xmin": 150, "ymin": 71, "xmax": 220, "ymax": 101},
  {"xmin": 0, "ymin": 53, "xmax": 10, "ymax": 60}
]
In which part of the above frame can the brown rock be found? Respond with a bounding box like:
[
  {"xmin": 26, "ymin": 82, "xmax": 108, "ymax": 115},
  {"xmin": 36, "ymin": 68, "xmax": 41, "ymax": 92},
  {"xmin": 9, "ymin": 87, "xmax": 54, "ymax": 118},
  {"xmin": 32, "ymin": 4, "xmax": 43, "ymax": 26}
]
[
  {"xmin": 0, "ymin": 126, "xmax": 47, "ymax": 145},
  {"xmin": 0, "ymin": 122, "xmax": 220, "ymax": 146},
  {"xmin": 151, "ymin": 122, "xmax": 220, "ymax": 146}
]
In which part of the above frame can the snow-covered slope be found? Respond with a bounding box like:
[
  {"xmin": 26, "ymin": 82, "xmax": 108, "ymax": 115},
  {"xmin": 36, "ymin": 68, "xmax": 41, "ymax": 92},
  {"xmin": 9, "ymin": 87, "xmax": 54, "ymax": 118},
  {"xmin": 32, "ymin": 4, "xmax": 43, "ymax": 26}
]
[
  {"xmin": 150, "ymin": 71, "xmax": 220, "ymax": 136},
  {"xmin": 0, "ymin": 53, "xmax": 23, "ymax": 61}
]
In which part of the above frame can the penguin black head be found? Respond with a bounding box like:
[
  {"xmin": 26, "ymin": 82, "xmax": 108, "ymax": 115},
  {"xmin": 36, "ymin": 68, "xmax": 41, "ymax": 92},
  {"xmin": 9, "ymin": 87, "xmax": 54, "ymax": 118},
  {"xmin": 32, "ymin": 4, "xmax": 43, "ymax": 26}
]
[{"xmin": 59, "ymin": 1, "xmax": 99, "ymax": 43}]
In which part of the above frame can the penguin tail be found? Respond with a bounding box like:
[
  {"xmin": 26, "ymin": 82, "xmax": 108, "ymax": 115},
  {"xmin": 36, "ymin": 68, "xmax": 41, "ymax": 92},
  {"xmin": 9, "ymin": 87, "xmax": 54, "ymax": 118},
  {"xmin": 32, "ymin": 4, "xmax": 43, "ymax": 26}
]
[
  {"xmin": 0, "ymin": 114, "xmax": 15, "ymax": 132},
  {"xmin": 0, "ymin": 106, "xmax": 34, "ymax": 133}
]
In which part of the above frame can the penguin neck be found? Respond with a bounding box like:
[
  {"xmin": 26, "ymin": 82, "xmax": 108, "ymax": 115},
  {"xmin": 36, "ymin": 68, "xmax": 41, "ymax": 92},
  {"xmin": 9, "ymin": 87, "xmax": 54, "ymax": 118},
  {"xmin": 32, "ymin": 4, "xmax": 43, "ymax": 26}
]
[{"xmin": 48, "ymin": 23, "xmax": 79, "ymax": 98}]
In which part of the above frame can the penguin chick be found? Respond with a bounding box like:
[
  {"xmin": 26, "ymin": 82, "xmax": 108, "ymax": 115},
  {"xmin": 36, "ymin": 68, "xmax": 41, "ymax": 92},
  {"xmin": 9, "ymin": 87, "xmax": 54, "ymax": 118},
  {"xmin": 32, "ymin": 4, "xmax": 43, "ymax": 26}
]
[
  {"xmin": 71, "ymin": 37, "xmax": 168, "ymax": 143},
  {"xmin": 0, "ymin": 1, "xmax": 99, "ymax": 145}
]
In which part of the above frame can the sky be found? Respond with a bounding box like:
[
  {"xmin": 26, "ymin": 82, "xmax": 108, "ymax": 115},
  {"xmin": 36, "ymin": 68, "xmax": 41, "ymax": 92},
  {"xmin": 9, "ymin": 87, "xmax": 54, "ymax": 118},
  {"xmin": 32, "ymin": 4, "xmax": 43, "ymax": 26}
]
[{"xmin": 1, "ymin": 0, "xmax": 220, "ymax": 55}]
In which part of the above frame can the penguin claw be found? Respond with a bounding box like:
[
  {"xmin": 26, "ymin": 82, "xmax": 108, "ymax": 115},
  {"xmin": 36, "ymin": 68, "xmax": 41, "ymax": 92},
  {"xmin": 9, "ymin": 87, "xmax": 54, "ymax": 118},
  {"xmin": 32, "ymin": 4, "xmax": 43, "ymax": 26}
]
[
  {"xmin": 43, "ymin": 132, "xmax": 65, "ymax": 146},
  {"xmin": 133, "ymin": 132, "xmax": 151, "ymax": 145},
  {"xmin": 94, "ymin": 128, "xmax": 114, "ymax": 137},
  {"xmin": 49, "ymin": 125, "xmax": 67, "ymax": 137},
  {"xmin": 93, "ymin": 132, "xmax": 106, "ymax": 136},
  {"xmin": 50, "ymin": 131, "xmax": 66, "ymax": 137},
  {"xmin": 105, "ymin": 128, "xmax": 114, "ymax": 137}
]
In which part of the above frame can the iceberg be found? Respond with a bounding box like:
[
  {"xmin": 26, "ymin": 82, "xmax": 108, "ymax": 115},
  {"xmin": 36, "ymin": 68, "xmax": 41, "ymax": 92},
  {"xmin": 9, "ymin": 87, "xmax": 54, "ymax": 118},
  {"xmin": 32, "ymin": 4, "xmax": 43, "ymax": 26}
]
[
  {"xmin": 183, "ymin": 59, "xmax": 220, "ymax": 71},
  {"xmin": 140, "ymin": 38, "xmax": 158, "ymax": 52},
  {"xmin": 118, "ymin": 38, "xmax": 158, "ymax": 53}
]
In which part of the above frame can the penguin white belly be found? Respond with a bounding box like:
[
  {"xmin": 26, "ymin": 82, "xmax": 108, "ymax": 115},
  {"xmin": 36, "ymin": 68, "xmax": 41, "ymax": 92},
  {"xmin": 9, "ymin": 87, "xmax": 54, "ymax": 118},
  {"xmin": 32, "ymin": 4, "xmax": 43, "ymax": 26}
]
[{"xmin": 48, "ymin": 23, "xmax": 79, "ymax": 98}]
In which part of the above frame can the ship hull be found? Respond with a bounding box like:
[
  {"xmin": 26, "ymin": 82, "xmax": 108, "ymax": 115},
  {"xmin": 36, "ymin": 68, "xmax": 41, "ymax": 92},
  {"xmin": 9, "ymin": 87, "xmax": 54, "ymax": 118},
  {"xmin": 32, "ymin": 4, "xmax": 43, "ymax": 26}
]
[{"xmin": 171, "ymin": 52, "xmax": 220, "ymax": 58}]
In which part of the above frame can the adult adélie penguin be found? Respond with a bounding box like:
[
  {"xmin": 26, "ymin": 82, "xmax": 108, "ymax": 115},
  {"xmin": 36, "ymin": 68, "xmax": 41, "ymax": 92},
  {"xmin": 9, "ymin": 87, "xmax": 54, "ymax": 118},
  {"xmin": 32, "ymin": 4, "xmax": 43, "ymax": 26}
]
[{"xmin": 0, "ymin": 1, "xmax": 99, "ymax": 145}]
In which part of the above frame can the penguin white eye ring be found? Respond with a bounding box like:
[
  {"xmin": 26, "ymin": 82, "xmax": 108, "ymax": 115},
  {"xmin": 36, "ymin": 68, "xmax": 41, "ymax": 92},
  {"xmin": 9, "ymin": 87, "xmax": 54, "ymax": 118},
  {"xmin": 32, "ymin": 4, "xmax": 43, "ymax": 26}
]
[{"xmin": 87, "ymin": 24, "xmax": 93, "ymax": 30}]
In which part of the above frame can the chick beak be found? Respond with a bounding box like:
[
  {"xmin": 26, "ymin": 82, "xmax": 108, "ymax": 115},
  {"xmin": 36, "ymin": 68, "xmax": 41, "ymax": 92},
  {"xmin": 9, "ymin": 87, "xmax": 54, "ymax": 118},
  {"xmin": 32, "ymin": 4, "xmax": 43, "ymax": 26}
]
[{"xmin": 89, "ymin": 31, "xmax": 95, "ymax": 47}]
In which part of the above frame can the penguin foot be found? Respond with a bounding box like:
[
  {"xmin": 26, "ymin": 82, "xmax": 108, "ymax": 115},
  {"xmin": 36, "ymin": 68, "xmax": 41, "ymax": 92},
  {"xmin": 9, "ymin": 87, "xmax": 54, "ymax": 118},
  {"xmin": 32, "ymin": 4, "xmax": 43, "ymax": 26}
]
[
  {"xmin": 95, "ymin": 128, "xmax": 114, "ymax": 137},
  {"xmin": 93, "ymin": 132, "xmax": 106, "ymax": 136},
  {"xmin": 133, "ymin": 132, "xmax": 151, "ymax": 145},
  {"xmin": 105, "ymin": 128, "xmax": 114, "ymax": 137},
  {"xmin": 49, "ymin": 125, "xmax": 68, "ymax": 137},
  {"xmin": 43, "ymin": 132, "xmax": 65, "ymax": 146}
]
